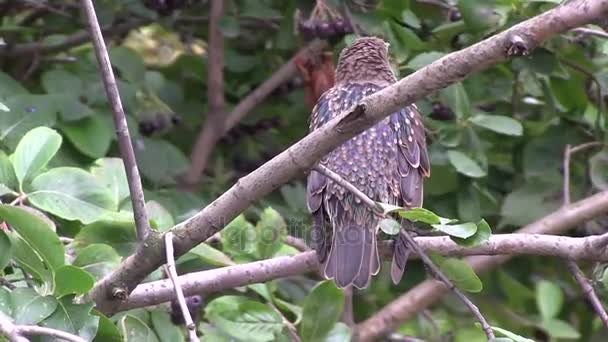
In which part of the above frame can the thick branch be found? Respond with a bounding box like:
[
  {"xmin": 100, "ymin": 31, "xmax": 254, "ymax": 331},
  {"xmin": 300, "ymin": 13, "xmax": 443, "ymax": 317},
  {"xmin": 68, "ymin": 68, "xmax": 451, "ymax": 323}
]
[
  {"xmin": 357, "ymin": 189, "xmax": 608, "ymax": 341},
  {"xmin": 81, "ymin": 0, "xmax": 151, "ymax": 241},
  {"xmin": 88, "ymin": 0, "xmax": 608, "ymax": 315},
  {"xmin": 115, "ymin": 232, "xmax": 608, "ymax": 312}
]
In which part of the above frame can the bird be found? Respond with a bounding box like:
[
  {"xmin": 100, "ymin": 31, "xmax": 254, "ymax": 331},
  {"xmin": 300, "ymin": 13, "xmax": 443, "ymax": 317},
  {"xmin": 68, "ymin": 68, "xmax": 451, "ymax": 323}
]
[{"xmin": 306, "ymin": 36, "xmax": 430, "ymax": 289}]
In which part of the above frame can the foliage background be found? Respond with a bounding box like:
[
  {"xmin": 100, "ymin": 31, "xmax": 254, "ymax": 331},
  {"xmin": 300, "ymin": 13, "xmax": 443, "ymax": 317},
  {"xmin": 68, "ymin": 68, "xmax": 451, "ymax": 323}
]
[{"xmin": 1, "ymin": 0, "xmax": 608, "ymax": 341}]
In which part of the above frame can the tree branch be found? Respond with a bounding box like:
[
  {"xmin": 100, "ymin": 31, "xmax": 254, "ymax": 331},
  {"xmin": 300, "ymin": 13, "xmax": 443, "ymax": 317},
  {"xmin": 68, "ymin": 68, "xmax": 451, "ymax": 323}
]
[
  {"xmin": 87, "ymin": 0, "xmax": 608, "ymax": 315},
  {"xmin": 319, "ymin": 160, "xmax": 493, "ymax": 338},
  {"xmin": 0, "ymin": 311, "xmax": 87, "ymax": 342},
  {"xmin": 81, "ymin": 0, "xmax": 151, "ymax": 242},
  {"xmin": 182, "ymin": 39, "xmax": 328, "ymax": 185},
  {"xmin": 164, "ymin": 232, "xmax": 198, "ymax": 342},
  {"xmin": 0, "ymin": 313, "xmax": 27, "ymax": 342},
  {"xmin": 182, "ymin": 0, "xmax": 226, "ymax": 187},
  {"xmin": 114, "ymin": 232, "xmax": 608, "ymax": 312},
  {"xmin": 571, "ymin": 27, "xmax": 608, "ymax": 39},
  {"xmin": 357, "ymin": 189, "xmax": 608, "ymax": 341},
  {"xmin": 0, "ymin": 20, "xmax": 144, "ymax": 57},
  {"xmin": 562, "ymin": 142, "xmax": 608, "ymax": 329}
]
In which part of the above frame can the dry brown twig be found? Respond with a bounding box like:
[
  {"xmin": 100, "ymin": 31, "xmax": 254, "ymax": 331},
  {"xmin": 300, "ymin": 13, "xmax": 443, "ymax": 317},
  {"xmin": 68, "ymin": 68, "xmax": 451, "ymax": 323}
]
[
  {"xmin": 80, "ymin": 0, "xmax": 151, "ymax": 242},
  {"xmin": 312, "ymin": 164, "xmax": 494, "ymax": 339},
  {"xmin": 562, "ymin": 142, "xmax": 608, "ymax": 329},
  {"xmin": 164, "ymin": 232, "xmax": 198, "ymax": 342}
]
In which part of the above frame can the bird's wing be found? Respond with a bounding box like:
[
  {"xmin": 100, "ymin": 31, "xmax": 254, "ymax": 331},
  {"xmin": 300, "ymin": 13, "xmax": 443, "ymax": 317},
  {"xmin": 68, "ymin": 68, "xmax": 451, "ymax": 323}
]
[{"xmin": 390, "ymin": 104, "xmax": 430, "ymax": 208}]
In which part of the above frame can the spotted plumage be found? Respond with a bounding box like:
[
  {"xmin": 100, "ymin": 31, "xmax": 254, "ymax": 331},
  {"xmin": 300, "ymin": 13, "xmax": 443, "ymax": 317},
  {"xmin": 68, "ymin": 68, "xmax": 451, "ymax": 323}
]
[{"xmin": 307, "ymin": 37, "xmax": 430, "ymax": 289}]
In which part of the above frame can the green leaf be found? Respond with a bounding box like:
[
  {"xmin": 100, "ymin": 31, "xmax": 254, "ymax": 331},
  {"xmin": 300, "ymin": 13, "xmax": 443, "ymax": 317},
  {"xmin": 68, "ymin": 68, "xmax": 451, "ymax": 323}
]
[
  {"xmin": 12, "ymin": 126, "xmax": 62, "ymax": 188},
  {"xmin": 0, "ymin": 205, "xmax": 64, "ymax": 270},
  {"xmin": 299, "ymin": 281, "xmax": 345, "ymax": 342},
  {"xmin": 146, "ymin": 200, "xmax": 174, "ymax": 232},
  {"xmin": 28, "ymin": 167, "xmax": 114, "ymax": 224},
  {"xmin": 0, "ymin": 151, "xmax": 18, "ymax": 193},
  {"xmin": 405, "ymin": 52, "xmax": 445, "ymax": 70},
  {"xmin": 0, "ymin": 230, "xmax": 11, "ymax": 270},
  {"xmin": 185, "ymin": 242, "xmax": 234, "ymax": 267},
  {"xmin": 458, "ymin": 0, "xmax": 501, "ymax": 32},
  {"xmin": 60, "ymin": 113, "xmax": 113, "ymax": 159},
  {"xmin": 11, "ymin": 287, "xmax": 58, "ymax": 324},
  {"xmin": 1, "ymin": 94, "xmax": 58, "ymax": 150},
  {"xmin": 118, "ymin": 315, "xmax": 160, "ymax": 342},
  {"xmin": 431, "ymin": 255, "xmax": 483, "ymax": 293},
  {"xmin": 73, "ymin": 243, "xmax": 122, "ymax": 280},
  {"xmin": 41, "ymin": 69, "xmax": 83, "ymax": 94},
  {"xmin": 384, "ymin": 206, "xmax": 443, "ymax": 225},
  {"xmin": 219, "ymin": 16, "xmax": 240, "ymax": 38},
  {"xmin": 539, "ymin": 319, "xmax": 581, "ymax": 339},
  {"xmin": 205, "ymin": 296, "xmax": 283, "ymax": 342},
  {"xmin": 74, "ymin": 221, "xmax": 137, "ymax": 257},
  {"xmin": 150, "ymin": 309, "xmax": 185, "ymax": 342},
  {"xmin": 401, "ymin": 10, "xmax": 421, "ymax": 29},
  {"xmin": 90, "ymin": 158, "xmax": 130, "ymax": 210},
  {"xmin": 470, "ymin": 114, "xmax": 523, "ymax": 136},
  {"xmin": 431, "ymin": 222, "xmax": 477, "ymax": 239},
  {"xmin": 0, "ymin": 287, "xmax": 11, "ymax": 316},
  {"xmin": 256, "ymin": 207, "xmax": 286, "ymax": 259},
  {"xmin": 589, "ymin": 150, "xmax": 608, "ymax": 190},
  {"xmin": 441, "ymin": 83, "xmax": 471, "ymax": 118},
  {"xmin": 447, "ymin": 150, "xmax": 486, "ymax": 178},
  {"xmin": 94, "ymin": 313, "xmax": 123, "ymax": 342},
  {"xmin": 53, "ymin": 265, "xmax": 95, "ymax": 297},
  {"xmin": 135, "ymin": 138, "xmax": 189, "ymax": 186},
  {"xmin": 109, "ymin": 47, "xmax": 146, "ymax": 84},
  {"xmin": 41, "ymin": 295, "xmax": 100, "ymax": 341},
  {"xmin": 491, "ymin": 326, "xmax": 535, "ymax": 342},
  {"xmin": 536, "ymin": 280, "xmax": 563, "ymax": 319},
  {"xmin": 452, "ymin": 219, "xmax": 491, "ymax": 246},
  {"xmin": 323, "ymin": 322, "xmax": 352, "ymax": 342},
  {"xmin": 9, "ymin": 234, "xmax": 52, "ymax": 285},
  {"xmin": 379, "ymin": 218, "xmax": 401, "ymax": 235}
]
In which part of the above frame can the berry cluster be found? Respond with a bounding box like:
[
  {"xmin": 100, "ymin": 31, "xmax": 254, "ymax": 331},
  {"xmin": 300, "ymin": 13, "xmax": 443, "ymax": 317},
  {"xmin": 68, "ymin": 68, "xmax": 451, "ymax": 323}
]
[
  {"xmin": 297, "ymin": 17, "xmax": 353, "ymax": 41},
  {"xmin": 139, "ymin": 113, "xmax": 181, "ymax": 136}
]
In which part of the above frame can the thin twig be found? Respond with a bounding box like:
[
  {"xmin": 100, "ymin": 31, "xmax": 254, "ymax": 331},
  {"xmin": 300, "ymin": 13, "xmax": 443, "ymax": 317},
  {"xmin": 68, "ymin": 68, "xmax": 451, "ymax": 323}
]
[
  {"xmin": 0, "ymin": 20, "xmax": 145, "ymax": 57},
  {"xmin": 284, "ymin": 235, "xmax": 311, "ymax": 252},
  {"xmin": 571, "ymin": 27, "xmax": 608, "ymax": 39},
  {"xmin": 15, "ymin": 325, "xmax": 86, "ymax": 342},
  {"xmin": 80, "ymin": 0, "xmax": 151, "ymax": 241},
  {"xmin": 164, "ymin": 232, "xmax": 198, "ymax": 342},
  {"xmin": 565, "ymin": 261, "xmax": 608, "ymax": 327},
  {"xmin": 315, "ymin": 165, "xmax": 494, "ymax": 338},
  {"xmin": 562, "ymin": 142, "xmax": 608, "ymax": 329},
  {"xmin": 313, "ymin": 165, "xmax": 381, "ymax": 212},
  {"xmin": 0, "ymin": 313, "xmax": 27, "ymax": 342},
  {"xmin": 400, "ymin": 229, "xmax": 494, "ymax": 339}
]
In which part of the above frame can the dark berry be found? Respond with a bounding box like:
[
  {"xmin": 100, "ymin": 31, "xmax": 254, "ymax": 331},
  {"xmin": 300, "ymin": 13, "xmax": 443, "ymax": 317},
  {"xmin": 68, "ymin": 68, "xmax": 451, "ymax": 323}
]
[
  {"xmin": 430, "ymin": 102, "xmax": 455, "ymax": 121},
  {"xmin": 139, "ymin": 121, "xmax": 156, "ymax": 136},
  {"xmin": 448, "ymin": 8, "xmax": 461, "ymax": 22},
  {"xmin": 316, "ymin": 21, "xmax": 336, "ymax": 39},
  {"xmin": 332, "ymin": 19, "xmax": 347, "ymax": 35},
  {"xmin": 298, "ymin": 21, "xmax": 316, "ymax": 41}
]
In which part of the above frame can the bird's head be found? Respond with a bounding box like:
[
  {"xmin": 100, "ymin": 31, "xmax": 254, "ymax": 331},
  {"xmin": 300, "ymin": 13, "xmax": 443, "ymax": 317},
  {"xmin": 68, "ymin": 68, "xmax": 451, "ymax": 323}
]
[{"xmin": 335, "ymin": 36, "xmax": 395, "ymax": 84}]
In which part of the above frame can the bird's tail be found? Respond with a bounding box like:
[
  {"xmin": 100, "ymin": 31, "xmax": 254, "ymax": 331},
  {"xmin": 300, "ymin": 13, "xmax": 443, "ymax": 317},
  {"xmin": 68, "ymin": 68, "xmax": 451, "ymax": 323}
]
[
  {"xmin": 390, "ymin": 219, "xmax": 413, "ymax": 285},
  {"xmin": 323, "ymin": 220, "xmax": 380, "ymax": 289}
]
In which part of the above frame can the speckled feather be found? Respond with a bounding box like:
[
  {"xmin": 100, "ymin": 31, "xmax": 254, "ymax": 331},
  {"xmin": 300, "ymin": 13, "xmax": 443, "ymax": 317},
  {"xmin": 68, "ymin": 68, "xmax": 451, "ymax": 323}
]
[{"xmin": 306, "ymin": 37, "xmax": 430, "ymax": 289}]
